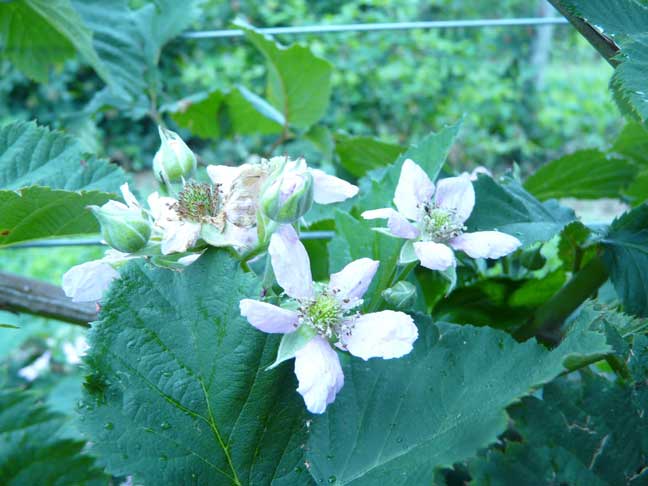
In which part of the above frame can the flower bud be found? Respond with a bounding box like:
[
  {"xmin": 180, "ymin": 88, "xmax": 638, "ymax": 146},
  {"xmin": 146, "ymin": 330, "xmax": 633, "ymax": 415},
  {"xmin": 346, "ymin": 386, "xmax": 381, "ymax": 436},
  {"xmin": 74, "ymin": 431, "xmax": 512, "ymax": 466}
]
[
  {"xmin": 90, "ymin": 201, "xmax": 151, "ymax": 253},
  {"xmin": 382, "ymin": 281, "xmax": 417, "ymax": 310},
  {"xmin": 153, "ymin": 126, "xmax": 197, "ymax": 184},
  {"xmin": 260, "ymin": 165, "xmax": 314, "ymax": 223}
]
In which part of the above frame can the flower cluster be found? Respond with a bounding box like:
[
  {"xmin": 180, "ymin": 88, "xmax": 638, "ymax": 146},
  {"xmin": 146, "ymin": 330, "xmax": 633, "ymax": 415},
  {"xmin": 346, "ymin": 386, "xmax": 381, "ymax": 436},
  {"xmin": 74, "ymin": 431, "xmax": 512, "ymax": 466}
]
[{"xmin": 63, "ymin": 127, "xmax": 525, "ymax": 414}]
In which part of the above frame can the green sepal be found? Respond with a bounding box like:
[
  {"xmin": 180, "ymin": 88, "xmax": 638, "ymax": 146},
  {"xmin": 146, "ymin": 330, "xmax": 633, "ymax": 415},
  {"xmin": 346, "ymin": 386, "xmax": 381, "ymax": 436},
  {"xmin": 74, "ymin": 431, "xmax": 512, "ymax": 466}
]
[
  {"xmin": 399, "ymin": 240, "xmax": 418, "ymax": 264},
  {"xmin": 266, "ymin": 325, "xmax": 317, "ymax": 371}
]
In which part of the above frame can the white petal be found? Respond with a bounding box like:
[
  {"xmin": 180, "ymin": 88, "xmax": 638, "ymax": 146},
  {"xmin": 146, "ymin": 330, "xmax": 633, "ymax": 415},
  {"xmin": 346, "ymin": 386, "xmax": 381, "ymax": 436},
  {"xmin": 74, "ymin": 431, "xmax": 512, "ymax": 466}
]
[
  {"xmin": 147, "ymin": 192, "xmax": 178, "ymax": 227},
  {"xmin": 394, "ymin": 159, "xmax": 434, "ymax": 220},
  {"xmin": 18, "ymin": 351, "xmax": 51, "ymax": 382},
  {"xmin": 434, "ymin": 174, "xmax": 475, "ymax": 224},
  {"xmin": 120, "ymin": 183, "xmax": 140, "ymax": 209},
  {"xmin": 220, "ymin": 224, "xmax": 258, "ymax": 251},
  {"xmin": 63, "ymin": 336, "xmax": 89, "ymax": 365},
  {"xmin": 311, "ymin": 168, "xmax": 359, "ymax": 204},
  {"xmin": 413, "ymin": 241, "xmax": 456, "ymax": 271},
  {"xmin": 62, "ymin": 260, "xmax": 119, "ymax": 303},
  {"xmin": 268, "ymin": 225, "xmax": 314, "ymax": 300},
  {"xmin": 361, "ymin": 208, "xmax": 394, "ymax": 220},
  {"xmin": 294, "ymin": 336, "xmax": 344, "ymax": 414},
  {"xmin": 343, "ymin": 311, "xmax": 418, "ymax": 360},
  {"xmin": 329, "ymin": 258, "xmax": 379, "ymax": 306},
  {"xmin": 240, "ymin": 299, "xmax": 300, "ymax": 333},
  {"xmin": 177, "ymin": 253, "xmax": 203, "ymax": 266},
  {"xmin": 450, "ymin": 231, "xmax": 522, "ymax": 259},
  {"xmin": 161, "ymin": 221, "xmax": 201, "ymax": 255},
  {"xmin": 470, "ymin": 166, "xmax": 491, "ymax": 181},
  {"xmin": 207, "ymin": 164, "xmax": 241, "ymax": 194},
  {"xmin": 388, "ymin": 211, "xmax": 420, "ymax": 239}
]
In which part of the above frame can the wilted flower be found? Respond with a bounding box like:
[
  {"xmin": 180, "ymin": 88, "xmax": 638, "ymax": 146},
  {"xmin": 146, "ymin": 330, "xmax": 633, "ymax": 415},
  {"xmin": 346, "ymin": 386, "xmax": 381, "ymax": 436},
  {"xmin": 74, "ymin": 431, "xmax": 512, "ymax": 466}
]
[
  {"xmin": 362, "ymin": 159, "xmax": 521, "ymax": 271},
  {"xmin": 89, "ymin": 184, "xmax": 151, "ymax": 253},
  {"xmin": 153, "ymin": 126, "xmax": 197, "ymax": 184},
  {"xmin": 240, "ymin": 225, "xmax": 418, "ymax": 414}
]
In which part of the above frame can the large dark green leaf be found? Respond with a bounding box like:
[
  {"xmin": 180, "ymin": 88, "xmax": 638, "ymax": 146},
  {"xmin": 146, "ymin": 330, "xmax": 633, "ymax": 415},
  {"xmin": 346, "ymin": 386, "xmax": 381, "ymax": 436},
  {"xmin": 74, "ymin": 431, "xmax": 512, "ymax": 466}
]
[
  {"xmin": 0, "ymin": 122, "xmax": 125, "ymax": 246},
  {"xmin": 237, "ymin": 20, "xmax": 333, "ymax": 129},
  {"xmin": 79, "ymin": 250, "xmax": 309, "ymax": 485},
  {"xmin": 306, "ymin": 310, "xmax": 610, "ymax": 485},
  {"xmin": 602, "ymin": 204, "xmax": 648, "ymax": 316},
  {"xmin": 334, "ymin": 134, "xmax": 403, "ymax": 178},
  {"xmin": 611, "ymin": 122, "xmax": 648, "ymax": 168},
  {"xmin": 469, "ymin": 373, "xmax": 648, "ymax": 485},
  {"xmin": 0, "ymin": 121, "xmax": 124, "ymax": 191},
  {"xmin": 0, "ymin": 0, "xmax": 106, "ymax": 84},
  {"xmin": 0, "ymin": 387, "xmax": 107, "ymax": 485},
  {"xmin": 524, "ymin": 149, "xmax": 637, "ymax": 200},
  {"xmin": 466, "ymin": 175, "xmax": 576, "ymax": 247}
]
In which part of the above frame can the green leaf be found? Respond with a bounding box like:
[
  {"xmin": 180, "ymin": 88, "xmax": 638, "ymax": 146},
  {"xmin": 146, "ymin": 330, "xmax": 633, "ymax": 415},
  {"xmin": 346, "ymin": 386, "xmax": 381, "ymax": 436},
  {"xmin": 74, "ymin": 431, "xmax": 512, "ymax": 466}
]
[
  {"xmin": 73, "ymin": 0, "xmax": 203, "ymax": 117},
  {"xmin": 79, "ymin": 250, "xmax": 309, "ymax": 485},
  {"xmin": 168, "ymin": 91, "xmax": 226, "ymax": 139},
  {"xmin": 0, "ymin": 324, "xmax": 19, "ymax": 330},
  {"xmin": 524, "ymin": 149, "xmax": 637, "ymax": 200},
  {"xmin": 306, "ymin": 311, "xmax": 610, "ymax": 485},
  {"xmin": 469, "ymin": 374, "xmax": 648, "ymax": 486},
  {"xmin": 0, "ymin": 387, "xmax": 107, "ymax": 485},
  {"xmin": 611, "ymin": 122, "xmax": 648, "ymax": 168},
  {"xmin": 0, "ymin": 0, "xmax": 106, "ymax": 84},
  {"xmin": 602, "ymin": 203, "xmax": 648, "ymax": 316},
  {"xmin": 0, "ymin": 187, "xmax": 113, "ymax": 247},
  {"xmin": 0, "ymin": 121, "xmax": 124, "ymax": 192},
  {"xmin": 625, "ymin": 168, "xmax": 648, "ymax": 205},
  {"xmin": 466, "ymin": 175, "xmax": 576, "ymax": 247},
  {"xmin": 334, "ymin": 134, "xmax": 403, "ymax": 178},
  {"xmin": 236, "ymin": 20, "xmax": 333, "ymax": 129},
  {"xmin": 328, "ymin": 211, "xmax": 402, "ymax": 311},
  {"xmin": 354, "ymin": 122, "xmax": 462, "ymax": 213},
  {"xmin": 564, "ymin": 0, "xmax": 648, "ymax": 39}
]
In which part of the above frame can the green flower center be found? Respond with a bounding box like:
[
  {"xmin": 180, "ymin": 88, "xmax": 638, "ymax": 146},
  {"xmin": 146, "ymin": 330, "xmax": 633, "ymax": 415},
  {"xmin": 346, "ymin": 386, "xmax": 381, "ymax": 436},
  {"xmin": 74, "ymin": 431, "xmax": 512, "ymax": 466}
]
[
  {"xmin": 299, "ymin": 290, "xmax": 354, "ymax": 340},
  {"xmin": 175, "ymin": 182, "xmax": 222, "ymax": 223},
  {"xmin": 420, "ymin": 203, "xmax": 465, "ymax": 242}
]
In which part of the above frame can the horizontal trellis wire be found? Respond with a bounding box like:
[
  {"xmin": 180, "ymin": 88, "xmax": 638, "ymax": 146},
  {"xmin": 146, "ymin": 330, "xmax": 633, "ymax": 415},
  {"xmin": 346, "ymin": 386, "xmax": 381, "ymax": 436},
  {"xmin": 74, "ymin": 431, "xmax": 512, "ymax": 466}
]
[{"xmin": 183, "ymin": 17, "xmax": 569, "ymax": 39}]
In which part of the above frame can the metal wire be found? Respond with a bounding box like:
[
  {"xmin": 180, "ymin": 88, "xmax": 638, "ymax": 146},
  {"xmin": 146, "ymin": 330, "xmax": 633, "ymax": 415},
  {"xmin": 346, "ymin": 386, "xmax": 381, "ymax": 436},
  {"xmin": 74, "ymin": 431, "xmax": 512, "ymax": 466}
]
[
  {"xmin": 5, "ymin": 231, "xmax": 337, "ymax": 249},
  {"xmin": 182, "ymin": 17, "xmax": 569, "ymax": 39}
]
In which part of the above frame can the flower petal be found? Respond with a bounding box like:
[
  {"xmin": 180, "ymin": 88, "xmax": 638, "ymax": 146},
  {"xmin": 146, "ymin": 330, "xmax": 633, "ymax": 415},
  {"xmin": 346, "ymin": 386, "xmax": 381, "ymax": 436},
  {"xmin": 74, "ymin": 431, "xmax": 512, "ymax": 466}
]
[
  {"xmin": 147, "ymin": 192, "xmax": 178, "ymax": 227},
  {"xmin": 161, "ymin": 221, "xmax": 201, "ymax": 255},
  {"xmin": 62, "ymin": 260, "xmax": 119, "ymax": 303},
  {"xmin": 311, "ymin": 168, "xmax": 359, "ymax": 204},
  {"xmin": 469, "ymin": 166, "xmax": 491, "ymax": 181},
  {"xmin": 329, "ymin": 258, "xmax": 379, "ymax": 306},
  {"xmin": 342, "ymin": 310, "xmax": 418, "ymax": 360},
  {"xmin": 394, "ymin": 159, "xmax": 434, "ymax": 220},
  {"xmin": 240, "ymin": 299, "xmax": 300, "ymax": 334},
  {"xmin": 434, "ymin": 174, "xmax": 475, "ymax": 224},
  {"xmin": 268, "ymin": 225, "xmax": 314, "ymax": 300},
  {"xmin": 388, "ymin": 211, "xmax": 420, "ymax": 239},
  {"xmin": 361, "ymin": 208, "xmax": 394, "ymax": 220},
  {"xmin": 413, "ymin": 241, "xmax": 455, "ymax": 271},
  {"xmin": 294, "ymin": 336, "xmax": 344, "ymax": 414},
  {"xmin": 206, "ymin": 164, "xmax": 241, "ymax": 194},
  {"xmin": 450, "ymin": 231, "xmax": 522, "ymax": 259},
  {"xmin": 120, "ymin": 183, "xmax": 140, "ymax": 209}
]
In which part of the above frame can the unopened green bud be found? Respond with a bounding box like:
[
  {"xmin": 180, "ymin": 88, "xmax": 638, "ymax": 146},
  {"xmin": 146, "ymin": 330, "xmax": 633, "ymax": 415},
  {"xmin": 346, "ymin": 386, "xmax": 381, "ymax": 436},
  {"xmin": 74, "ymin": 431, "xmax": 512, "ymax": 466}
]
[
  {"xmin": 153, "ymin": 126, "xmax": 197, "ymax": 184},
  {"xmin": 90, "ymin": 201, "xmax": 151, "ymax": 253},
  {"xmin": 382, "ymin": 281, "xmax": 417, "ymax": 310},
  {"xmin": 260, "ymin": 165, "xmax": 314, "ymax": 223}
]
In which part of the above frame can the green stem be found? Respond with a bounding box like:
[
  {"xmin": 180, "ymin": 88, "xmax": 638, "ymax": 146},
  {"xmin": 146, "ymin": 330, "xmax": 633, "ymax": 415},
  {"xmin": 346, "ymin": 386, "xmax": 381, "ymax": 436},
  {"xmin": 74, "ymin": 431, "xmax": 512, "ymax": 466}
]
[
  {"xmin": 366, "ymin": 260, "xmax": 418, "ymax": 313},
  {"xmin": 606, "ymin": 355, "xmax": 632, "ymax": 382},
  {"xmin": 514, "ymin": 255, "xmax": 609, "ymax": 342}
]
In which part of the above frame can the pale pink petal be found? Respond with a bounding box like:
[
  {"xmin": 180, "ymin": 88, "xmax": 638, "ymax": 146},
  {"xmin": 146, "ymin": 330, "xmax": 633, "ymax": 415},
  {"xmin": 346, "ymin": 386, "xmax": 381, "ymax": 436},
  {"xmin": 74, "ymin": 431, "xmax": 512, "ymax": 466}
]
[
  {"xmin": 394, "ymin": 159, "xmax": 434, "ymax": 221},
  {"xmin": 147, "ymin": 192, "xmax": 178, "ymax": 226},
  {"xmin": 388, "ymin": 211, "xmax": 420, "ymax": 239},
  {"xmin": 434, "ymin": 174, "xmax": 475, "ymax": 224},
  {"xmin": 160, "ymin": 221, "xmax": 201, "ymax": 254},
  {"xmin": 62, "ymin": 260, "xmax": 119, "ymax": 303},
  {"xmin": 268, "ymin": 225, "xmax": 314, "ymax": 300},
  {"xmin": 450, "ymin": 231, "xmax": 522, "ymax": 259},
  {"xmin": 413, "ymin": 241, "xmax": 456, "ymax": 271},
  {"xmin": 311, "ymin": 168, "xmax": 359, "ymax": 204},
  {"xmin": 206, "ymin": 164, "xmax": 241, "ymax": 194},
  {"xmin": 329, "ymin": 258, "xmax": 379, "ymax": 306},
  {"xmin": 361, "ymin": 208, "xmax": 395, "ymax": 220},
  {"xmin": 120, "ymin": 183, "xmax": 140, "ymax": 209},
  {"xmin": 294, "ymin": 336, "xmax": 344, "ymax": 414},
  {"xmin": 240, "ymin": 299, "xmax": 300, "ymax": 334},
  {"xmin": 221, "ymin": 224, "xmax": 258, "ymax": 250},
  {"xmin": 342, "ymin": 311, "xmax": 418, "ymax": 360}
]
